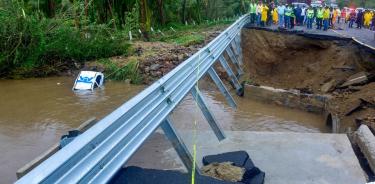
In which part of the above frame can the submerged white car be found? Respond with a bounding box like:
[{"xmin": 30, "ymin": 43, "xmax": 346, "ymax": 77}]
[{"xmin": 73, "ymin": 71, "xmax": 104, "ymax": 91}]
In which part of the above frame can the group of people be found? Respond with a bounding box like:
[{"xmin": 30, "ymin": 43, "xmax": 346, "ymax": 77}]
[
  {"xmin": 248, "ymin": 1, "xmax": 375, "ymax": 31},
  {"xmin": 347, "ymin": 9, "xmax": 375, "ymax": 29}
]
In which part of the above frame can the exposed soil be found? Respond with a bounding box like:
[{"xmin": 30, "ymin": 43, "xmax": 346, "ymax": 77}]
[
  {"xmin": 86, "ymin": 25, "xmax": 226, "ymax": 84},
  {"xmin": 242, "ymin": 29, "xmax": 375, "ymax": 132}
]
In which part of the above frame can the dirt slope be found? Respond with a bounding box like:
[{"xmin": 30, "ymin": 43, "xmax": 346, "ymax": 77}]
[{"xmin": 242, "ymin": 29, "xmax": 375, "ymax": 132}]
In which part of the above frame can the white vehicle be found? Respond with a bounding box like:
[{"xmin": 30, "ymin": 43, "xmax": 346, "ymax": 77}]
[
  {"xmin": 356, "ymin": 7, "xmax": 365, "ymax": 13},
  {"xmin": 292, "ymin": 2, "xmax": 309, "ymax": 8},
  {"xmin": 310, "ymin": 1, "xmax": 322, "ymax": 8},
  {"xmin": 330, "ymin": 3, "xmax": 338, "ymax": 8},
  {"xmin": 73, "ymin": 71, "xmax": 104, "ymax": 91}
]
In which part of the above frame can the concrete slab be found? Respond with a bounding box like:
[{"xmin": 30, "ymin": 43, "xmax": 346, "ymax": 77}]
[{"xmin": 178, "ymin": 131, "xmax": 367, "ymax": 184}]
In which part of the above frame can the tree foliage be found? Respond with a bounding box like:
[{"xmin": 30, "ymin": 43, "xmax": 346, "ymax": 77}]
[{"xmin": 0, "ymin": 0, "xmax": 245, "ymax": 77}]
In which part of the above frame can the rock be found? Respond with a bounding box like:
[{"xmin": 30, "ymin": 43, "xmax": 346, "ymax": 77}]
[
  {"xmin": 340, "ymin": 72, "xmax": 369, "ymax": 88},
  {"xmin": 172, "ymin": 60, "xmax": 180, "ymax": 65},
  {"xmin": 202, "ymin": 162, "xmax": 245, "ymax": 182},
  {"xmin": 321, "ymin": 79, "xmax": 336, "ymax": 93},
  {"xmin": 348, "ymin": 86, "xmax": 362, "ymax": 92},
  {"xmin": 144, "ymin": 66, "xmax": 150, "ymax": 73},
  {"xmin": 150, "ymin": 64, "xmax": 161, "ymax": 71},
  {"xmin": 178, "ymin": 54, "xmax": 184, "ymax": 61},
  {"xmin": 151, "ymin": 71, "xmax": 162, "ymax": 77},
  {"xmin": 346, "ymin": 98, "xmax": 375, "ymax": 116},
  {"xmin": 332, "ymin": 66, "xmax": 355, "ymax": 71},
  {"xmin": 124, "ymin": 79, "xmax": 131, "ymax": 84}
]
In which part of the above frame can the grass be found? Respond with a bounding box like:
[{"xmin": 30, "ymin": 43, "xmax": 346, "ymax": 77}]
[
  {"xmin": 166, "ymin": 34, "xmax": 205, "ymax": 46},
  {"xmin": 99, "ymin": 58, "xmax": 142, "ymax": 84},
  {"xmin": 147, "ymin": 19, "xmax": 234, "ymax": 46}
]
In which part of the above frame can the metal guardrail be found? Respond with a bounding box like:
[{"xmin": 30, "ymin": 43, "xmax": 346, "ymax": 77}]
[{"xmin": 16, "ymin": 14, "xmax": 250, "ymax": 184}]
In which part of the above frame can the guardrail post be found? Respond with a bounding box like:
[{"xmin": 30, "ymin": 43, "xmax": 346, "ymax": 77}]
[
  {"xmin": 191, "ymin": 86, "xmax": 226, "ymax": 141},
  {"xmin": 218, "ymin": 56, "xmax": 242, "ymax": 93},
  {"xmin": 234, "ymin": 34, "xmax": 243, "ymax": 65},
  {"xmin": 160, "ymin": 117, "xmax": 200, "ymax": 174},
  {"xmin": 207, "ymin": 67, "xmax": 237, "ymax": 108},
  {"xmin": 225, "ymin": 47, "xmax": 244, "ymax": 76},
  {"xmin": 231, "ymin": 41, "xmax": 240, "ymax": 63}
]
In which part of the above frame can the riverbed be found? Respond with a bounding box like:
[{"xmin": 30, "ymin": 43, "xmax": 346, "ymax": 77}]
[{"xmin": 0, "ymin": 77, "xmax": 327, "ymax": 183}]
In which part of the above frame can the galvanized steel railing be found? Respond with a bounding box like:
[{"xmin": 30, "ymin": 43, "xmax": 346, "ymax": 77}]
[{"xmin": 16, "ymin": 14, "xmax": 250, "ymax": 184}]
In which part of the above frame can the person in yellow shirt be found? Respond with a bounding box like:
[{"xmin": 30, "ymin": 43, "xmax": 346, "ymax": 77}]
[
  {"xmin": 261, "ymin": 4, "xmax": 269, "ymax": 27},
  {"xmin": 364, "ymin": 10, "xmax": 372, "ymax": 28},
  {"xmin": 272, "ymin": 8, "xmax": 278, "ymax": 25},
  {"xmin": 323, "ymin": 6, "xmax": 330, "ymax": 31}
]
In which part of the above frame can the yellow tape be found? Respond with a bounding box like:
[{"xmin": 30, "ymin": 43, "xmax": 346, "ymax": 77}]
[{"xmin": 191, "ymin": 53, "xmax": 201, "ymax": 184}]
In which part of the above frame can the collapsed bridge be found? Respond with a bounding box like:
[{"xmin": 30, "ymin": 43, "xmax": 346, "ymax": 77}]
[{"xmin": 16, "ymin": 15, "xmax": 375, "ymax": 184}]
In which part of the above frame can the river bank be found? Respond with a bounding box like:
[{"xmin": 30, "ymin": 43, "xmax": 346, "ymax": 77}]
[
  {"xmin": 85, "ymin": 24, "xmax": 227, "ymax": 85},
  {"xmin": 3, "ymin": 21, "xmax": 231, "ymax": 85}
]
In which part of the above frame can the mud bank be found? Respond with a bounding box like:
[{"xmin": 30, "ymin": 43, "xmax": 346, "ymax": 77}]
[
  {"xmin": 85, "ymin": 27, "xmax": 224, "ymax": 85},
  {"xmin": 241, "ymin": 28, "xmax": 375, "ymax": 133}
]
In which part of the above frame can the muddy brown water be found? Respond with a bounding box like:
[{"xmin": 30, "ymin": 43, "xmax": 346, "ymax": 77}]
[{"xmin": 0, "ymin": 77, "xmax": 327, "ymax": 183}]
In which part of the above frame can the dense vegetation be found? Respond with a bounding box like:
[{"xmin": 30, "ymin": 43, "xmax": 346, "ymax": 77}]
[
  {"xmin": 339, "ymin": 0, "xmax": 375, "ymax": 8},
  {"xmin": 0, "ymin": 0, "xmax": 246, "ymax": 78}
]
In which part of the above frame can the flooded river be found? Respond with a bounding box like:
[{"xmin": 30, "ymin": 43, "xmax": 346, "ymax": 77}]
[{"xmin": 0, "ymin": 77, "xmax": 327, "ymax": 183}]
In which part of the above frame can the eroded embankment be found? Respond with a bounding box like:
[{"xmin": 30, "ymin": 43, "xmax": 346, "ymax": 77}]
[{"xmin": 242, "ymin": 29, "xmax": 375, "ymax": 132}]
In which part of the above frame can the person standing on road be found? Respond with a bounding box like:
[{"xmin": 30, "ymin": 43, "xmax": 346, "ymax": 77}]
[
  {"xmin": 272, "ymin": 7, "xmax": 278, "ymax": 25},
  {"xmin": 341, "ymin": 8, "xmax": 347, "ymax": 23},
  {"xmin": 349, "ymin": 10, "xmax": 356, "ymax": 28},
  {"xmin": 261, "ymin": 4, "xmax": 269, "ymax": 27},
  {"xmin": 302, "ymin": 6, "xmax": 307, "ymax": 25},
  {"xmin": 329, "ymin": 7, "xmax": 334, "ymax": 28},
  {"xmin": 323, "ymin": 6, "xmax": 330, "ymax": 31},
  {"xmin": 256, "ymin": 3, "xmax": 263, "ymax": 26},
  {"xmin": 371, "ymin": 11, "xmax": 375, "ymax": 30},
  {"xmin": 337, "ymin": 8, "xmax": 341, "ymax": 24},
  {"xmin": 277, "ymin": 3, "xmax": 286, "ymax": 28},
  {"xmin": 364, "ymin": 10, "xmax": 372, "ymax": 28},
  {"xmin": 249, "ymin": 0, "xmax": 257, "ymax": 24},
  {"xmin": 290, "ymin": 5, "xmax": 296, "ymax": 29},
  {"xmin": 295, "ymin": 5, "xmax": 302, "ymax": 26},
  {"xmin": 285, "ymin": 5, "xmax": 292, "ymax": 28},
  {"xmin": 307, "ymin": 7, "xmax": 314, "ymax": 29},
  {"xmin": 356, "ymin": 10, "xmax": 364, "ymax": 29},
  {"xmin": 332, "ymin": 8, "xmax": 338, "ymax": 29},
  {"xmin": 316, "ymin": 6, "xmax": 324, "ymax": 30},
  {"xmin": 267, "ymin": 2, "xmax": 274, "ymax": 26}
]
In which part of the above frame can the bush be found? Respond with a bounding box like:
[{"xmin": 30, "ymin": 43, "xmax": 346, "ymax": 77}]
[
  {"xmin": 100, "ymin": 58, "xmax": 142, "ymax": 84},
  {"xmin": 0, "ymin": 2, "xmax": 131, "ymax": 77}
]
